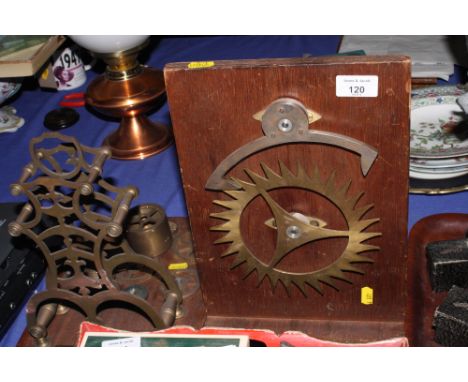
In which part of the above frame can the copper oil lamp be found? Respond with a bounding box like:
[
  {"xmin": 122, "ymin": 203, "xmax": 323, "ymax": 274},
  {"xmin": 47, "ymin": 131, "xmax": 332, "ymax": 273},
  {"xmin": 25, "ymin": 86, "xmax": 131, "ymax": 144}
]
[{"xmin": 70, "ymin": 35, "xmax": 172, "ymax": 160}]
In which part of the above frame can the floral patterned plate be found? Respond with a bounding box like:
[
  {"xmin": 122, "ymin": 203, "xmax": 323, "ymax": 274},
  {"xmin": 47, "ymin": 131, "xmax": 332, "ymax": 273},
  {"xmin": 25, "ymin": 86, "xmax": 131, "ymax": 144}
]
[
  {"xmin": 410, "ymin": 163, "xmax": 468, "ymax": 174},
  {"xmin": 410, "ymin": 95, "xmax": 468, "ymax": 159},
  {"xmin": 410, "ymin": 167, "xmax": 468, "ymax": 180},
  {"xmin": 411, "ymin": 85, "xmax": 466, "ymax": 99},
  {"xmin": 410, "ymin": 155, "xmax": 468, "ymax": 169}
]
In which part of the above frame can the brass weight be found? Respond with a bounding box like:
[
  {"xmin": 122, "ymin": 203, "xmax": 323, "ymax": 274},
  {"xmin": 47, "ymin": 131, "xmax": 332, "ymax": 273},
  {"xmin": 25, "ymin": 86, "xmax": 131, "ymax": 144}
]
[{"xmin": 125, "ymin": 204, "xmax": 173, "ymax": 257}]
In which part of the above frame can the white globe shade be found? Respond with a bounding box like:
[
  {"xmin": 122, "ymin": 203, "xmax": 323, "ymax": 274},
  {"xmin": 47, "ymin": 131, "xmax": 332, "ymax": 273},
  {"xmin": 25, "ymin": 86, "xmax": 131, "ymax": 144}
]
[{"xmin": 69, "ymin": 35, "xmax": 149, "ymax": 54}]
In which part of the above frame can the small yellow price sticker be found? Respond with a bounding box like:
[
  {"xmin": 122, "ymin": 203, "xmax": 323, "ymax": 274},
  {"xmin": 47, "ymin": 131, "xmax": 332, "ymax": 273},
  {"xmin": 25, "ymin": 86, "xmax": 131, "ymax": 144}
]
[
  {"xmin": 41, "ymin": 67, "xmax": 49, "ymax": 80},
  {"xmin": 168, "ymin": 262, "xmax": 188, "ymax": 270},
  {"xmin": 361, "ymin": 286, "xmax": 373, "ymax": 305},
  {"xmin": 187, "ymin": 61, "xmax": 215, "ymax": 69}
]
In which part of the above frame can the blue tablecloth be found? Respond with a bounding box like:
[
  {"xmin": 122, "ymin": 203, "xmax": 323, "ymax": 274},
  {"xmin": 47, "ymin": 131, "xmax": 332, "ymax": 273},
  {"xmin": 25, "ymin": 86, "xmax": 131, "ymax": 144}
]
[{"xmin": 1, "ymin": 35, "xmax": 467, "ymax": 346}]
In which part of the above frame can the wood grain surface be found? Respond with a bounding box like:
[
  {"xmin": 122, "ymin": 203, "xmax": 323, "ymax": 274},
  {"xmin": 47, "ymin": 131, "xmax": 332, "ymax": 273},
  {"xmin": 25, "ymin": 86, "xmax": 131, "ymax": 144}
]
[{"xmin": 165, "ymin": 56, "xmax": 411, "ymax": 342}]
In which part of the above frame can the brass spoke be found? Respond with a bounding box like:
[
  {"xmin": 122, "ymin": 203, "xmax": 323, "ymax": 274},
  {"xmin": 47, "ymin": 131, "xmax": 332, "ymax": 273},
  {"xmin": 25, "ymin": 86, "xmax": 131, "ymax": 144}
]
[
  {"xmin": 211, "ymin": 161, "xmax": 380, "ymax": 296},
  {"xmin": 259, "ymin": 189, "xmax": 349, "ymax": 269}
]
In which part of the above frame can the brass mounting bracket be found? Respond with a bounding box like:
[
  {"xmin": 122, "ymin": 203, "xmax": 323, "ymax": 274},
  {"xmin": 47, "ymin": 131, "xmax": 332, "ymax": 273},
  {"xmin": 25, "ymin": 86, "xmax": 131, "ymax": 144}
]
[{"xmin": 205, "ymin": 98, "xmax": 378, "ymax": 191}]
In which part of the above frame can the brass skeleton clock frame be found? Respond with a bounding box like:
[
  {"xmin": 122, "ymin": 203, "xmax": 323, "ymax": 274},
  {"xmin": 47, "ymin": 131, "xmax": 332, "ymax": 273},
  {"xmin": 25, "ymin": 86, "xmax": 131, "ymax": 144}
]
[
  {"xmin": 207, "ymin": 98, "xmax": 381, "ymax": 296},
  {"xmin": 8, "ymin": 132, "xmax": 181, "ymax": 345}
]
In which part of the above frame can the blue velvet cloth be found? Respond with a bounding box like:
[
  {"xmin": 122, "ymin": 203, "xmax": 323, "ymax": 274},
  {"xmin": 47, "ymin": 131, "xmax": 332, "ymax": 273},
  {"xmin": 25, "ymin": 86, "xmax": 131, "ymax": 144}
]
[{"xmin": 1, "ymin": 35, "xmax": 467, "ymax": 346}]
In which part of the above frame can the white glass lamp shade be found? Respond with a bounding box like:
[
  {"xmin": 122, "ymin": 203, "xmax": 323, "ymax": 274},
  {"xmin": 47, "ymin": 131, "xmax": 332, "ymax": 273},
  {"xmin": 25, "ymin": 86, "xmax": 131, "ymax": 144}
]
[{"xmin": 69, "ymin": 35, "xmax": 149, "ymax": 54}]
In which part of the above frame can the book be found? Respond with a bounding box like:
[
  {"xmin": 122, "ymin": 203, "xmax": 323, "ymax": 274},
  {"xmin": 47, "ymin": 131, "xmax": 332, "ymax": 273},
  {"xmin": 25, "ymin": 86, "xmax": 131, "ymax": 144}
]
[
  {"xmin": 80, "ymin": 331, "xmax": 250, "ymax": 347},
  {"xmin": 0, "ymin": 35, "xmax": 65, "ymax": 78}
]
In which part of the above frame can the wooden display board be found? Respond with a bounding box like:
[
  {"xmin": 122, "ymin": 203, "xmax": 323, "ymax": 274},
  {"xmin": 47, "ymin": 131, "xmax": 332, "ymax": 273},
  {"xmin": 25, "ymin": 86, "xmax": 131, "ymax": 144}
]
[{"xmin": 164, "ymin": 56, "xmax": 411, "ymax": 343}]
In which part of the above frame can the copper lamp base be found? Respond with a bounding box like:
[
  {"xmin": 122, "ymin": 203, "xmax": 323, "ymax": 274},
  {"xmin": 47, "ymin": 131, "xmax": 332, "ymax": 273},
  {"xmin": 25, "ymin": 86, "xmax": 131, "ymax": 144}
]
[
  {"xmin": 103, "ymin": 114, "xmax": 172, "ymax": 160},
  {"xmin": 86, "ymin": 66, "xmax": 172, "ymax": 160}
]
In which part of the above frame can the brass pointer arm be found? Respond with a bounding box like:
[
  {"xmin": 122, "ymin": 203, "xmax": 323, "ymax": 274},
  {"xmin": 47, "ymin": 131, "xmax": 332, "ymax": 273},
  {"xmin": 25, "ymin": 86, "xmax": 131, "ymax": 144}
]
[{"xmin": 259, "ymin": 189, "xmax": 349, "ymax": 270}]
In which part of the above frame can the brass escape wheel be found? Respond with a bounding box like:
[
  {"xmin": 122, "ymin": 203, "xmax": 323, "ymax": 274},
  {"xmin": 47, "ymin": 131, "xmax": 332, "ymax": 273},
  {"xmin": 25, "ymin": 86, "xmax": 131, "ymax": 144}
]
[{"xmin": 210, "ymin": 161, "xmax": 381, "ymax": 296}]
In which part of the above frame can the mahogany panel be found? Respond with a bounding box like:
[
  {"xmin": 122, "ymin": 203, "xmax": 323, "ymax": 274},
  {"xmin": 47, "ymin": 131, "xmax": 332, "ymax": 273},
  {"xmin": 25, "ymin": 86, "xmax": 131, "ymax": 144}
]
[{"xmin": 164, "ymin": 56, "xmax": 411, "ymax": 342}]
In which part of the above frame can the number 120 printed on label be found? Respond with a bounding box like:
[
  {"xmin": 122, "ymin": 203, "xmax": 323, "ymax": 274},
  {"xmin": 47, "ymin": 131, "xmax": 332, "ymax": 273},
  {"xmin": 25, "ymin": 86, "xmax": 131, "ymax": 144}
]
[{"xmin": 336, "ymin": 75, "xmax": 378, "ymax": 98}]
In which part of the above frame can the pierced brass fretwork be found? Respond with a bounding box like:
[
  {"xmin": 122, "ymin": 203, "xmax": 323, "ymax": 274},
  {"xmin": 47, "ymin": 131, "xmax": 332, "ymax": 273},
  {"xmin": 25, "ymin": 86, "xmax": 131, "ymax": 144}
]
[
  {"xmin": 8, "ymin": 132, "xmax": 181, "ymax": 345},
  {"xmin": 210, "ymin": 161, "xmax": 381, "ymax": 296}
]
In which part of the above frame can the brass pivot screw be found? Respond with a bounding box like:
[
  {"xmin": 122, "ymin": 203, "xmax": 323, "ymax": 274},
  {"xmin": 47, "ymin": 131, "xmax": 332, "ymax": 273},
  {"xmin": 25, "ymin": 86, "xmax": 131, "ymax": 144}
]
[
  {"xmin": 286, "ymin": 225, "xmax": 302, "ymax": 239},
  {"xmin": 277, "ymin": 118, "xmax": 293, "ymax": 132}
]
